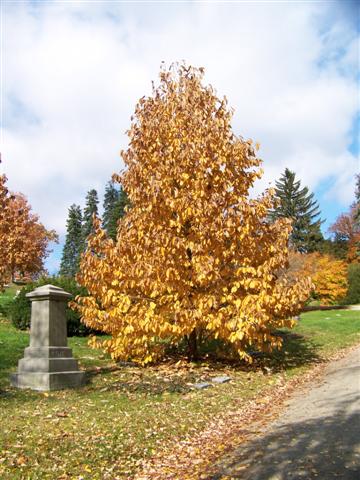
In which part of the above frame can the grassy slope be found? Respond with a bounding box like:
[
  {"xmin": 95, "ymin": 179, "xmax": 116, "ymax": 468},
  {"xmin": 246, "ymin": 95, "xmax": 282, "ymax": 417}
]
[
  {"xmin": 0, "ymin": 284, "xmax": 19, "ymax": 312},
  {"xmin": 0, "ymin": 307, "xmax": 359, "ymax": 479}
]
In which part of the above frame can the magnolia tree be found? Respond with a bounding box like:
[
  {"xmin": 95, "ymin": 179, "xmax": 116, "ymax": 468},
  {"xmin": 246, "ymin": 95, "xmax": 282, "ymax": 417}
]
[
  {"xmin": 73, "ymin": 64, "xmax": 311, "ymax": 363},
  {"xmin": 0, "ymin": 170, "xmax": 57, "ymax": 288}
]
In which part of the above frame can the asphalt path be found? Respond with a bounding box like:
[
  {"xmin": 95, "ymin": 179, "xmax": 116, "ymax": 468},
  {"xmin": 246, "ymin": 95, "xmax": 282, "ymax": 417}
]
[{"xmin": 209, "ymin": 346, "xmax": 360, "ymax": 480}]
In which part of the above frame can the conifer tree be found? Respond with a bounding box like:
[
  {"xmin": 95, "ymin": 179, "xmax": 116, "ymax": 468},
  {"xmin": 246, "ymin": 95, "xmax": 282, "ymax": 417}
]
[
  {"xmin": 108, "ymin": 187, "xmax": 129, "ymax": 240},
  {"xmin": 59, "ymin": 204, "xmax": 83, "ymax": 277},
  {"xmin": 271, "ymin": 168, "xmax": 323, "ymax": 253},
  {"xmin": 102, "ymin": 182, "xmax": 129, "ymax": 240},
  {"xmin": 82, "ymin": 189, "xmax": 99, "ymax": 247},
  {"xmin": 102, "ymin": 181, "xmax": 118, "ymax": 234}
]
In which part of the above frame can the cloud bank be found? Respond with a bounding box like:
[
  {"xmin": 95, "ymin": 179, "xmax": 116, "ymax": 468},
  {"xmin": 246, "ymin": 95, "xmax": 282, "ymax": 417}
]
[{"xmin": 1, "ymin": 1, "xmax": 359, "ymax": 272}]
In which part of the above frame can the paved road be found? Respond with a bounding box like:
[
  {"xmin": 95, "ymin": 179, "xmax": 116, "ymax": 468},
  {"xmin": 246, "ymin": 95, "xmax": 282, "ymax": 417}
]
[{"xmin": 209, "ymin": 347, "xmax": 360, "ymax": 480}]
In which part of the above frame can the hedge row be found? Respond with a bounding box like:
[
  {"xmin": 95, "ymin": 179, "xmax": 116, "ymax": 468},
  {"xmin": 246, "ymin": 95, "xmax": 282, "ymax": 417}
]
[{"xmin": 8, "ymin": 276, "xmax": 95, "ymax": 336}]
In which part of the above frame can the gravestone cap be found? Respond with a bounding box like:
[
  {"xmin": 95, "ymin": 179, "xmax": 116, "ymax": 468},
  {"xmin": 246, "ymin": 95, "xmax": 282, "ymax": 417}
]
[{"xmin": 26, "ymin": 284, "xmax": 72, "ymax": 302}]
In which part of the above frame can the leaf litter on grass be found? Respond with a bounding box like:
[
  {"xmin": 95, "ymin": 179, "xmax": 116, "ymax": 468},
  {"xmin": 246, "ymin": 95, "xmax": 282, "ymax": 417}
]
[
  {"xmin": 133, "ymin": 343, "xmax": 360, "ymax": 480},
  {"xmin": 0, "ymin": 357, "xmax": 264, "ymax": 480},
  {"xmin": 1, "ymin": 311, "xmax": 359, "ymax": 479}
]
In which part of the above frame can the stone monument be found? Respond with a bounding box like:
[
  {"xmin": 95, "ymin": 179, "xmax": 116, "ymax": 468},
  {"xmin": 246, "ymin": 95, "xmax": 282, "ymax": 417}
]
[{"xmin": 10, "ymin": 284, "xmax": 85, "ymax": 391}]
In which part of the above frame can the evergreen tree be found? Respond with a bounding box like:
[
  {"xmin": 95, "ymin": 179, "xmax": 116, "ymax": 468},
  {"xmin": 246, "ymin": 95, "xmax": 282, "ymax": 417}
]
[
  {"xmin": 271, "ymin": 168, "xmax": 323, "ymax": 253},
  {"xmin": 59, "ymin": 204, "xmax": 83, "ymax": 277},
  {"xmin": 102, "ymin": 182, "xmax": 129, "ymax": 241},
  {"xmin": 318, "ymin": 237, "xmax": 348, "ymax": 260},
  {"xmin": 102, "ymin": 181, "xmax": 119, "ymax": 234},
  {"xmin": 108, "ymin": 187, "xmax": 129, "ymax": 240},
  {"xmin": 82, "ymin": 189, "xmax": 99, "ymax": 247}
]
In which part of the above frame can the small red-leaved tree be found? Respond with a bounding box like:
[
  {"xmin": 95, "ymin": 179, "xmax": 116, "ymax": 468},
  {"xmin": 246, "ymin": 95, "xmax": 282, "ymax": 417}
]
[
  {"xmin": 0, "ymin": 168, "xmax": 57, "ymax": 287},
  {"xmin": 73, "ymin": 64, "xmax": 311, "ymax": 363},
  {"xmin": 330, "ymin": 206, "xmax": 360, "ymax": 264}
]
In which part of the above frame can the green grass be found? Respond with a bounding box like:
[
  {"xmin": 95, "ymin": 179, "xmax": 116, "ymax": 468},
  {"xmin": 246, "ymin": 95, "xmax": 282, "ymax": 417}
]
[
  {"xmin": 0, "ymin": 284, "xmax": 19, "ymax": 316},
  {"xmin": 297, "ymin": 309, "xmax": 360, "ymax": 353},
  {"xmin": 0, "ymin": 306, "xmax": 359, "ymax": 479}
]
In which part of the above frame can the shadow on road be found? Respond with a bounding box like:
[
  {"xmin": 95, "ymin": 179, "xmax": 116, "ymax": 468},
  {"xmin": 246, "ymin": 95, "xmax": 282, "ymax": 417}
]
[{"xmin": 207, "ymin": 394, "xmax": 360, "ymax": 479}]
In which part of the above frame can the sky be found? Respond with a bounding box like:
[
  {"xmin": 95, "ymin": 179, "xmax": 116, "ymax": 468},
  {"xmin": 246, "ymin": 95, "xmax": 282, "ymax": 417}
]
[{"xmin": 1, "ymin": 0, "xmax": 359, "ymax": 274}]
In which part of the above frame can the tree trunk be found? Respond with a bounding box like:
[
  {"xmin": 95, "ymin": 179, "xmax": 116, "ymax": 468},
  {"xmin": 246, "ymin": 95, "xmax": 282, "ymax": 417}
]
[{"xmin": 188, "ymin": 328, "xmax": 198, "ymax": 361}]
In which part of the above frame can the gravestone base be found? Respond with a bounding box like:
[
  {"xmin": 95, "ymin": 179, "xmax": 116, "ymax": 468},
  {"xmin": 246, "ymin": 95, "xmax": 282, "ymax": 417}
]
[
  {"xmin": 11, "ymin": 345, "xmax": 85, "ymax": 391},
  {"xmin": 10, "ymin": 285, "xmax": 86, "ymax": 392},
  {"xmin": 10, "ymin": 371, "xmax": 85, "ymax": 391}
]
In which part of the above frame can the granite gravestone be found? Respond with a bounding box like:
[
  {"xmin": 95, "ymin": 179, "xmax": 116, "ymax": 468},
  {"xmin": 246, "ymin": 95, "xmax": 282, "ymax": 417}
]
[{"xmin": 10, "ymin": 284, "xmax": 85, "ymax": 391}]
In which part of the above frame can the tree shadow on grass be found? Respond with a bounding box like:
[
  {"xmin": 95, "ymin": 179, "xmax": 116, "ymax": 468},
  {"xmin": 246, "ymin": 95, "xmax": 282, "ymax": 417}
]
[
  {"xmin": 84, "ymin": 363, "xmax": 199, "ymax": 396},
  {"xmin": 1, "ymin": 327, "xmax": 321, "ymax": 399},
  {"xmin": 206, "ymin": 393, "xmax": 360, "ymax": 479},
  {"xmin": 258, "ymin": 330, "xmax": 322, "ymax": 373},
  {"xmin": 196, "ymin": 330, "xmax": 322, "ymax": 375},
  {"xmin": 83, "ymin": 331, "xmax": 322, "ymax": 396}
]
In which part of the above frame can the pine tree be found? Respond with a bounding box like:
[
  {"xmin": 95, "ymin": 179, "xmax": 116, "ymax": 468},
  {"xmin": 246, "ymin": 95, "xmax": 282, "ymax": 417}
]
[
  {"xmin": 108, "ymin": 187, "xmax": 129, "ymax": 240},
  {"xmin": 59, "ymin": 204, "xmax": 83, "ymax": 277},
  {"xmin": 82, "ymin": 189, "xmax": 99, "ymax": 247},
  {"xmin": 102, "ymin": 182, "xmax": 129, "ymax": 240},
  {"xmin": 102, "ymin": 181, "xmax": 119, "ymax": 234},
  {"xmin": 271, "ymin": 168, "xmax": 323, "ymax": 253}
]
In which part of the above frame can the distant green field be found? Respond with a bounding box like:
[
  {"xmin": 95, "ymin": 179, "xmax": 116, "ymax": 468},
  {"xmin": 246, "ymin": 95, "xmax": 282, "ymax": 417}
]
[{"xmin": 297, "ymin": 309, "xmax": 360, "ymax": 353}]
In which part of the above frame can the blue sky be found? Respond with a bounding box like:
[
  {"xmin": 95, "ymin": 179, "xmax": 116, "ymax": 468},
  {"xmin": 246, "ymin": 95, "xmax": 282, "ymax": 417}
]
[{"xmin": 1, "ymin": 0, "xmax": 359, "ymax": 274}]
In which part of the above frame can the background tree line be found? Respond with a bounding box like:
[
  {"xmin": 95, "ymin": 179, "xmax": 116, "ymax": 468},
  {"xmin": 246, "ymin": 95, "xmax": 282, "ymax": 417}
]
[
  {"xmin": 59, "ymin": 181, "xmax": 129, "ymax": 277},
  {"xmin": 271, "ymin": 168, "xmax": 359, "ymax": 305},
  {"xmin": 60, "ymin": 164, "xmax": 359, "ymax": 308}
]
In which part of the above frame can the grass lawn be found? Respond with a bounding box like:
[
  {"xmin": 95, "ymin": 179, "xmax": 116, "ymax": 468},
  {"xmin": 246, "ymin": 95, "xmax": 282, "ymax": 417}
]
[
  {"xmin": 0, "ymin": 305, "xmax": 359, "ymax": 479},
  {"xmin": 0, "ymin": 284, "xmax": 19, "ymax": 314}
]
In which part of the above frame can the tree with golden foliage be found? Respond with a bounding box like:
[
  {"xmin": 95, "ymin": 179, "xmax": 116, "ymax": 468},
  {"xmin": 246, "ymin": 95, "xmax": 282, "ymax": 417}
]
[
  {"xmin": 287, "ymin": 251, "xmax": 348, "ymax": 305},
  {"xmin": 73, "ymin": 64, "xmax": 311, "ymax": 363},
  {"xmin": 0, "ymin": 169, "xmax": 57, "ymax": 288}
]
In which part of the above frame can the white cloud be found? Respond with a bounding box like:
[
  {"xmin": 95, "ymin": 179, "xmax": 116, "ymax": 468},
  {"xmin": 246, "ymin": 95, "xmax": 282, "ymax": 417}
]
[{"xmin": 1, "ymin": 1, "xmax": 359, "ymax": 273}]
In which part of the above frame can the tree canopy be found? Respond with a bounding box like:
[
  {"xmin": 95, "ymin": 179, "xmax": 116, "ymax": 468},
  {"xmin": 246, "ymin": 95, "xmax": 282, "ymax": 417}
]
[
  {"xmin": 73, "ymin": 64, "xmax": 311, "ymax": 364},
  {"xmin": 0, "ymin": 169, "xmax": 57, "ymax": 287}
]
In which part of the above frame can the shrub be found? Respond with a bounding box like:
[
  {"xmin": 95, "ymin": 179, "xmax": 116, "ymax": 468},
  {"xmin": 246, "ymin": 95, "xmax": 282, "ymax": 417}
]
[
  {"xmin": 343, "ymin": 263, "xmax": 360, "ymax": 305},
  {"xmin": 0, "ymin": 298, "xmax": 12, "ymax": 318},
  {"xmin": 9, "ymin": 276, "xmax": 94, "ymax": 336}
]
